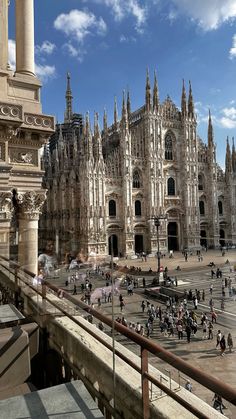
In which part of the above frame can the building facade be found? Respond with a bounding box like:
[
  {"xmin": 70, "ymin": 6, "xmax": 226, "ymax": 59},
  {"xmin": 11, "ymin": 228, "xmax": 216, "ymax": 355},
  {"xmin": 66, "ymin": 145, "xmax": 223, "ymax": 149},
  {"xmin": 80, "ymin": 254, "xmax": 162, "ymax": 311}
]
[
  {"xmin": 0, "ymin": 0, "xmax": 54, "ymax": 272},
  {"xmin": 40, "ymin": 72, "xmax": 236, "ymax": 258}
]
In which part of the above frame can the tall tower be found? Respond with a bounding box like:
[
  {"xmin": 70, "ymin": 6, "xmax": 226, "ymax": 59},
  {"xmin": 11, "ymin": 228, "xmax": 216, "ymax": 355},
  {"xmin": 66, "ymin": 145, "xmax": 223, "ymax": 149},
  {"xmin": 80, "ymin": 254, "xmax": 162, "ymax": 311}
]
[
  {"xmin": 180, "ymin": 80, "xmax": 199, "ymax": 249},
  {"xmin": 64, "ymin": 72, "xmax": 73, "ymax": 123},
  {"xmin": 0, "ymin": 0, "xmax": 54, "ymax": 272},
  {"xmin": 206, "ymin": 110, "xmax": 219, "ymax": 247}
]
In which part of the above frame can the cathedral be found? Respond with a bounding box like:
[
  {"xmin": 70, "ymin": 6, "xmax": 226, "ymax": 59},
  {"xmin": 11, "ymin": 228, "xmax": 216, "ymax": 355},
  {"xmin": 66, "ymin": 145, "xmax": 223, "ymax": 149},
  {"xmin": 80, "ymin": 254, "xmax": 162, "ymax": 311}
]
[{"xmin": 40, "ymin": 72, "xmax": 236, "ymax": 258}]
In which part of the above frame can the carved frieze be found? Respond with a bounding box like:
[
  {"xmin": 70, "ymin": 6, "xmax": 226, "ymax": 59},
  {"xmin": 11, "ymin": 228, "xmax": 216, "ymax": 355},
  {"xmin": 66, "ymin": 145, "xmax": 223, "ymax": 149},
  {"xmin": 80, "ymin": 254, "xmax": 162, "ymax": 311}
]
[
  {"xmin": 0, "ymin": 191, "xmax": 13, "ymax": 217},
  {"xmin": 0, "ymin": 102, "xmax": 23, "ymax": 122},
  {"xmin": 17, "ymin": 191, "xmax": 47, "ymax": 219},
  {"xmin": 0, "ymin": 143, "xmax": 6, "ymax": 161},
  {"xmin": 24, "ymin": 113, "xmax": 55, "ymax": 132},
  {"xmin": 9, "ymin": 148, "xmax": 38, "ymax": 165}
]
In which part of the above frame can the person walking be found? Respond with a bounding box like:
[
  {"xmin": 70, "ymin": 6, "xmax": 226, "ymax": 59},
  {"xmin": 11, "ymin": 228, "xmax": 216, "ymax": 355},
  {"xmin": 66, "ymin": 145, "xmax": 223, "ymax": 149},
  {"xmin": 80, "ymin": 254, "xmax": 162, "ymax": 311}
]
[
  {"xmin": 141, "ymin": 300, "xmax": 146, "ymax": 313},
  {"xmin": 208, "ymin": 321, "xmax": 214, "ymax": 340},
  {"xmin": 186, "ymin": 324, "xmax": 191, "ymax": 343},
  {"xmin": 177, "ymin": 323, "xmax": 183, "ymax": 340},
  {"xmin": 227, "ymin": 333, "xmax": 233, "ymax": 353},
  {"xmin": 202, "ymin": 320, "xmax": 207, "ymax": 339},
  {"xmin": 216, "ymin": 330, "xmax": 222, "ymax": 348},
  {"xmin": 220, "ymin": 335, "xmax": 226, "ymax": 356}
]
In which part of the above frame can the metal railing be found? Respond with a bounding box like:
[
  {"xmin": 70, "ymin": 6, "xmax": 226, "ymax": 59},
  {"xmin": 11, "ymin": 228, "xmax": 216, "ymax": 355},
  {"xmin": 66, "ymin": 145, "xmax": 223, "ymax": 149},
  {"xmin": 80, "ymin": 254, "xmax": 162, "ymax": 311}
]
[{"xmin": 0, "ymin": 256, "xmax": 236, "ymax": 419}]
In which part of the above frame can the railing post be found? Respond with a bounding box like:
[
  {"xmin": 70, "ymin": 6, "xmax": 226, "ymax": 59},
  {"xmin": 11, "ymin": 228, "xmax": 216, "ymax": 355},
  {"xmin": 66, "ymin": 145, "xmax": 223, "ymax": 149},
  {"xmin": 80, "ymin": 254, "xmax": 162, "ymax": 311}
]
[
  {"xmin": 14, "ymin": 266, "xmax": 19, "ymax": 308},
  {"xmin": 141, "ymin": 347, "xmax": 150, "ymax": 419}
]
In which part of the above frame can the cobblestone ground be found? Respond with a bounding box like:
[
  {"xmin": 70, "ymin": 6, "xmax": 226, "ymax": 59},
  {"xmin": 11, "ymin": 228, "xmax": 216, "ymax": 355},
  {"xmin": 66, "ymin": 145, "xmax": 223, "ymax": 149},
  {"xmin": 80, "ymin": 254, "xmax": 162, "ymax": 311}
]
[{"xmin": 51, "ymin": 249, "xmax": 236, "ymax": 418}]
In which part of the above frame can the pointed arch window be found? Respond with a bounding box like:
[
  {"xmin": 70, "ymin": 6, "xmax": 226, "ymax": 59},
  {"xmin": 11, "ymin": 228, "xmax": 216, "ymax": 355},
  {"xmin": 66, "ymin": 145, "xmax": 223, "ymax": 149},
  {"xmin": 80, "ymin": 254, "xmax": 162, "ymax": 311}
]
[
  {"xmin": 199, "ymin": 201, "xmax": 205, "ymax": 215},
  {"xmin": 165, "ymin": 135, "xmax": 173, "ymax": 160},
  {"xmin": 198, "ymin": 174, "xmax": 204, "ymax": 191},
  {"xmin": 109, "ymin": 200, "xmax": 116, "ymax": 217},
  {"xmin": 167, "ymin": 177, "xmax": 175, "ymax": 196},
  {"xmin": 133, "ymin": 170, "xmax": 142, "ymax": 188},
  {"xmin": 218, "ymin": 201, "xmax": 223, "ymax": 215},
  {"xmin": 135, "ymin": 200, "xmax": 142, "ymax": 216}
]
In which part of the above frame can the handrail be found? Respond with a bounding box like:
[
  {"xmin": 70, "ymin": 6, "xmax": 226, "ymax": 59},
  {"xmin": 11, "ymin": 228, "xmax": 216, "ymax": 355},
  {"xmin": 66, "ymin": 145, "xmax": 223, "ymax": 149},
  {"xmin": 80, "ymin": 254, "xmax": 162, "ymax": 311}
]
[{"xmin": 0, "ymin": 257, "xmax": 236, "ymax": 414}]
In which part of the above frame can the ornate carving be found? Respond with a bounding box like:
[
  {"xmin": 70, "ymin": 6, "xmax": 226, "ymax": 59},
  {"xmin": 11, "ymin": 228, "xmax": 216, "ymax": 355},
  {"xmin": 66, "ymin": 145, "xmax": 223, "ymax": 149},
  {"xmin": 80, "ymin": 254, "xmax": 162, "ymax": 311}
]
[
  {"xmin": 0, "ymin": 102, "xmax": 23, "ymax": 121},
  {"xmin": 0, "ymin": 191, "xmax": 13, "ymax": 216},
  {"xmin": 9, "ymin": 148, "xmax": 37, "ymax": 165},
  {"xmin": 17, "ymin": 191, "xmax": 47, "ymax": 219},
  {"xmin": 0, "ymin": 143, "xmax": 5, "ymax": 161},
  {"xmin": 24, "ymin": 113, "xmax": 55, "ymax": 132}
]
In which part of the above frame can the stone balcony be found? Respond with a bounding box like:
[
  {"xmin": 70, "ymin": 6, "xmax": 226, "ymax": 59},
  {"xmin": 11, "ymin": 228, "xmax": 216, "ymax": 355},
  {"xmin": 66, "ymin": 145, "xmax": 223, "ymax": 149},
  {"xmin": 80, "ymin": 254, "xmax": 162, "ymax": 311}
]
[{"xmin": 0, "ymin": 102, "xmax": 54, "ymax": 133}]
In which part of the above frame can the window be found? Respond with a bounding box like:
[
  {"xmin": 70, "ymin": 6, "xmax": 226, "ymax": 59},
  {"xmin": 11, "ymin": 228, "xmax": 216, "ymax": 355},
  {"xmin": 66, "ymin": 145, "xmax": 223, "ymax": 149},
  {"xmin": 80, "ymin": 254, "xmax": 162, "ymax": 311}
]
[
  {"xmin": 167, "ymin": 177, "xmax": 175, "ymax": 196},
  {"xmin": 133, "ymin": 170, "xmax": 141, "ymax": 188},
  {"xmin": 198, "ymin": 174, "xmax": 204, "ymax": 191},
  {"xmin": 135, "ymin": 200, "xmax": 142, "ymax": 216},
  {"xmin": 165, "ymin": 135, "xmax": 173, "ymax": 160},
  {"xmin": 199, "ymin": 201, "xmax": 205, "ymax": 215},
  {"xmin": 218, "ymin": 201, "xmax": 223, "ymax": 215},
  {"xmin": 109, "ymin": 200, "xmax": 116, "ymax": 217}
]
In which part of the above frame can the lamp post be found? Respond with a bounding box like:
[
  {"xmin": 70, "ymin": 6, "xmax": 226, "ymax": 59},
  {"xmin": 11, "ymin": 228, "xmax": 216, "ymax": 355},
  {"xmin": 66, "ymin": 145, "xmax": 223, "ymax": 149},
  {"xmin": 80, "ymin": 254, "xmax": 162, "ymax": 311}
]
[{"xmin": 151, "ymin": 216, "xmax": 167, "ymax": 285}]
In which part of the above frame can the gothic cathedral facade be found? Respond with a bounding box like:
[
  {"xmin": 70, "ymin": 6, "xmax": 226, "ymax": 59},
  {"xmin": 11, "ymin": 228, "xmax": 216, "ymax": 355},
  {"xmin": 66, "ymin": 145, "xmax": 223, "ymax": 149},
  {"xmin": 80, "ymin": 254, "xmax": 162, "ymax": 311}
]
[{"xmin": 40, "ymin": 72, "xmax": 236, "ymax": 258}]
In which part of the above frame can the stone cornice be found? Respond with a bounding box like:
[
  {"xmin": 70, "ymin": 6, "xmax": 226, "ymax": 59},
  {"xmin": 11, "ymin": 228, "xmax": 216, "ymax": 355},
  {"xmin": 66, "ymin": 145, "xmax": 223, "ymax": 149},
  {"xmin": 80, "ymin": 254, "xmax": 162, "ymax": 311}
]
[{"xmin": 0, "ymin": 102, "xmax": 55, "ymax": 134}]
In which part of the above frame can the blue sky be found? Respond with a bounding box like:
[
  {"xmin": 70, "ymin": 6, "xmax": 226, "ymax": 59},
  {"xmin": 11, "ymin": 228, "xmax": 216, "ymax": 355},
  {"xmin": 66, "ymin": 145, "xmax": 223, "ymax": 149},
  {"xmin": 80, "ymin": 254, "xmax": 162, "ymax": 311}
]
[{"xmin": 8, "ymin": 0, "xmax": 236, "ymax": 167}]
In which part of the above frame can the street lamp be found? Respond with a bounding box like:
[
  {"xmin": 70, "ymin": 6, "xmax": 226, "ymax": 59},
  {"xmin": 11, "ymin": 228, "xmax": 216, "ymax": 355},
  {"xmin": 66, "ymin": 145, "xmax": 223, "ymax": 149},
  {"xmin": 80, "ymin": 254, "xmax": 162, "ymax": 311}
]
[{"xmin": 150, "ymin": 215, "xmax": 168, "ymax": 284}]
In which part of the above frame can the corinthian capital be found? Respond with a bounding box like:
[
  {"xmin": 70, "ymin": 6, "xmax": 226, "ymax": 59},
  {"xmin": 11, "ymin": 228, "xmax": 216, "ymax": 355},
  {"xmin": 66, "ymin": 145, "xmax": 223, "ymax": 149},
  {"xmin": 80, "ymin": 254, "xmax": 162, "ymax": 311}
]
[{"xmin": 17, "ymin": 190, "xmax": 47, "ymax": 220}]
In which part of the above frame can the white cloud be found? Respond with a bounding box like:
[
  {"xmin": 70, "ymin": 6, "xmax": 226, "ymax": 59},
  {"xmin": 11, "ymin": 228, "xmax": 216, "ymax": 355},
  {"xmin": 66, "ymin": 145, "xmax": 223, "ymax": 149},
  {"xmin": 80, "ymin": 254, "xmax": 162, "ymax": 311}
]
[
  {"xmin": 120, "ymin": 34, "xmax": 136, "ymax": 43},
  {"xmin": 35, "ymin": 63, "xmax": 56, "ymax": 82},
  {"xmin": 54, "ymin": 9, "xmax": 107, "ymax": 43},
  {"xmin": 62, "ymin": 42, "xmax": 85, "ymax": 62},
  {"xmin": 169, "ymin": 0, "xmax": 236, "ymax": 31},
  {"xmin": 8, "ymin": 39, "xmax": 55, "ymax": 82},
  {"xmin": 35, "ymin": 41, "xmax": 56, "ymax": 55},
  {"xmin": 8, "ymin": 39, "xmax": 16, "ymax": 69},
  {"xmin": 217, "ymin": 106, "xmax": 236, "ymax": 128},
  {"xmin": 87, "ymin": 0, "xmax": 147, "ymax": 32},
  {"xmin": 219, "ymin": 117, "xmax": 236, "ymax": 129},
  {"xmin": 229, "ymin": 34, "xmax": 236, "ymax": 58}
]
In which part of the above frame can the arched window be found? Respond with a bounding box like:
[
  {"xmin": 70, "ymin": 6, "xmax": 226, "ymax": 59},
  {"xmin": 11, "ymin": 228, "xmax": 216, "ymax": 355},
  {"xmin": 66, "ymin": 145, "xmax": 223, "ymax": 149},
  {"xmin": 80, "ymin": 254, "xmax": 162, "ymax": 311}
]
[
  {"xmin": 198, "ymin": 174, "xmax": 204, "ymax": 191},
  {"xmin": 167, "ymin": 177, "xmax": 175, "ymax": 195},
  {"xmin": 135, "ymin": 200, "xmax": 142, "ymax": 216},
  {"xmin": 165, "ymin": 135, "xmax": 173, "ymax": 160},
  {"xmin": 218, "ymin": 201, "xmax": 223, "ymax": 215},
  {"xmin": 109, "ymin": 200, "xmax": 116, "ymax": 217},
  {"xmin": 199, "ymin": 201, "xmax": 205, "ymax": 215},
  {"xmin": 133, "ymin": 170, "xmax": 141, "ymax": 188}
]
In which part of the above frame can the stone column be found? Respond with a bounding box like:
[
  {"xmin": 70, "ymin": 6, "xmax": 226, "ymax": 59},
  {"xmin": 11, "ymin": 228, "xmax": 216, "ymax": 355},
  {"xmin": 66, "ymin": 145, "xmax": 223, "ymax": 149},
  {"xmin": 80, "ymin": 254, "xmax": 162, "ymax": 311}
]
[
  {"xmin": 15, "ymin": 0, "xmax": 35, "ymax": 76},
  {"xmin": 0, "ymin": 0, "xmax": 8, "ymax": 70},
  {"xmin": 0, "ymin": 192, "xmax": 13, "ymax": 259},
  {"xmin": 18, "ymin": 191, "xmax": 46, "ymax": 274}
]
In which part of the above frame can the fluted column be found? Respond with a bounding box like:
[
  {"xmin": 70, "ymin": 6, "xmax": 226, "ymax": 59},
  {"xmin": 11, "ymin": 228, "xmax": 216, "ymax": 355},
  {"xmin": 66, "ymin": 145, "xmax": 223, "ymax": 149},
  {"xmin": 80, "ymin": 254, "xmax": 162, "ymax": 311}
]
[
  {"xmin": 18, "ymin": 191, "xmax": 46, "ymax": 274},
  {"xmin": 0, "ymin": 0, "xmax": 8, "ymax": 70},
  {"xmin": 15, "ymin": 0, "xmax": 35, "ymax": 76},
  {"xmin": 0, "ymin": 192, "xmax": 13, "ymax": 259}
]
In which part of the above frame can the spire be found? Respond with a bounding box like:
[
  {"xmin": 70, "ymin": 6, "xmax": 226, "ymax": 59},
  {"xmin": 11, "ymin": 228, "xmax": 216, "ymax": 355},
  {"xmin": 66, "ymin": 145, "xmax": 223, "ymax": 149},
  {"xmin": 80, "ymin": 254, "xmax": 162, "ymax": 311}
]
[
  {"xmin": 64, "ymin": 72, "xmax": 73, "ymax": 123},
  {"xmin": 122, "ymin": 90, "xmax": 127, "ymax": 120},
  {"xmin": 85, "ymin": 112, "xmax": 93, "ymax": 157},
  {"xmin": 188, "ymin": 80, "xmax": 194, "ymax": 117},
  {"xmin": 94, "ymin": 112, "xmax": 103, "ymax": 160},
  {"xmin": 232, "ymin": 137, "xmax": 236, "ymax": 172},
  {"xmin": 153, "ymin": 70, "xmax": 159, "ymax": 112},
  {"xmin": 94, "ymin": 111, "xmax": 100, "ymax": 138},
  {"xmin": 103, "ymin": 108, "xmax": 108, "ymax": 134},
  {"xmin": 181, "ymin": 79, "xmax": 187, "ymax": 116},
  {"xmin": 145, "ymin": 68, "xmax": 151, "ymax": 112},
  {"xmin": 127, "ymin": 90, "xmax": 131, "ymax": 117},
  {"xmin": 208, "ymin": 109, "xmax": 214, "ymax": 147},
  {"xmin": 114, "ymin": 96, "xmax": 118, "ymax": 130},
  {"xmin": 58, "ymin": 124, "xmax": 64, "ymax": 150},
  {"xmin": 225, "ymin": 136, "xmax": 232, "ymax": 173}
]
